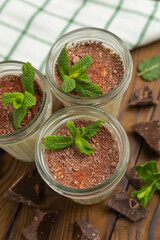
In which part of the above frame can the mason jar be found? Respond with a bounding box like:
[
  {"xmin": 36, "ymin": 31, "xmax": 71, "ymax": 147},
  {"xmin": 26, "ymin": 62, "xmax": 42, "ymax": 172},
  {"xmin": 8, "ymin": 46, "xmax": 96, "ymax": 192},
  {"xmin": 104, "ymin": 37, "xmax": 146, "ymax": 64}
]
[
  {"xmin": 46, "ymin": 27, "xmax": 133, "ymax": 117},
  {"xmin": 35, "ymin": 105, "xmax": 130, "ymax": 205},
  {"xmin": 0, "ymin": 61, "xmax": 52, "ymax": 162}
]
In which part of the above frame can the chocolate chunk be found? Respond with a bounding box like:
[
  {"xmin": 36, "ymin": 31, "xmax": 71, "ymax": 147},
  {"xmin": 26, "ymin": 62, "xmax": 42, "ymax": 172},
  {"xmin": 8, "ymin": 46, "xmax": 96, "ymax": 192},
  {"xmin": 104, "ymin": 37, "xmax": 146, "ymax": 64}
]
[
  {"xmin": 22, "ymin": 209, "xmax": 57, "ymax": 240},
  {"xmin": 129, "ymin": 86, "xmax": 158, "ymax": 106},
  {"xmin": 74, "ymin": 219, "xmax": 100, "ymax": 240},
  {"xmin": 5, "ymin": 171, "xmax": 42, "ymax": 206},
  {"xmin": 105, "ymin": 191, "xmax": 149, "ymax": 222},
  {"xmin": 0, "ymin": 148, "xmax": 4, "ymax": 153},
  {"xmin": 131, "ymin": 120, "xmax": 160, "ymax": 155},
  {"xmin": 125, "ymin": 166, "xmax": 143, "ymax": 189}
]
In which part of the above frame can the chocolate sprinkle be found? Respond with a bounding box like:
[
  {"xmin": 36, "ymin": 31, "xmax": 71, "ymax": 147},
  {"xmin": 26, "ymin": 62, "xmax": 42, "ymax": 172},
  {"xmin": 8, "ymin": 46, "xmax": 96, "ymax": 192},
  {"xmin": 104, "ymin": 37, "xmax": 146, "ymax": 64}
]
[
  {"xmin": 129, "ymin": 86, "xmax": 158, "ymax": 106},
  {"xmin": 22, "ymin": 209, "xmax": 57, "ymax": 240},
  {"xmin": 131, "ymin": 120, "xmax": 160, "ymax": 155},
  {"xmin": 105, "ymin": 191, "xmax": 149, "ymax": 222},
  {"xmin": 74, "ymin": 219, "xmax": 100, "ymax": 240}
]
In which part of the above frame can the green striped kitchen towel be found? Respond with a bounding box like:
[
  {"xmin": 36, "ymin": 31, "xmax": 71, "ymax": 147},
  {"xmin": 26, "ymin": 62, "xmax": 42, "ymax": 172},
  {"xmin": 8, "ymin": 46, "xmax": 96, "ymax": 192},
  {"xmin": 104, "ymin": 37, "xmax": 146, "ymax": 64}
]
[{"xmin": 0, "ymin": 0, "xmax": 160, "ymax": 72}]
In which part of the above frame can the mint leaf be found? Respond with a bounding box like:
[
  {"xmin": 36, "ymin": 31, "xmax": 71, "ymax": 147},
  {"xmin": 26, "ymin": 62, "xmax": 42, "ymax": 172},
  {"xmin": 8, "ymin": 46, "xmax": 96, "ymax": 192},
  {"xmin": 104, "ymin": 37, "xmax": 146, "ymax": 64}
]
[
  {"xmin": 138, "ymin": 55, "xmax": 160, "ymax": 81},
  {"xmin": 43, "ymin": 135, "xmax": 73, "ymax": 151},
  {"xmin": 79, "ymin": 127, "xmax": 85, "ymax": 136},
  {"xmin": 21, "ymin": 62, "xmax": 35, "ymax": 95},
  {"xmin": 24, "ymin": 91, "xmax": 36, "ymax": 108},
  {"xmin": 131, "ymin": 161, "xmax": 160, "ymax": 207},
  {"xmin": 58, "ymin": 43, "xmax": 70, "ymax": 80},
  {"xmin": 66, "ymin": 121, "xmax": 78, "ymax": 138},
  {"xmin": 2, "ymin": 92, "xmax": 24, "ymax": 109},
  {"xmin": 69, "ymin": 55, "xmax": 93, "ymax": 78},
  {"xmin": 75, "ymin": 137, "xmax": 94, "ymax": 155},
  {"xmin": 75, "ymin": 80, "xmax": 103, "ymax": 97},
  {"xmin": 61, "ymin": 75, "xmax": 76, "ymax": 93},
  {"xmin": 13, "ymin": 104, "xmax": 27, "ymax": 129},
  {"xmin": 131, "ymin": 183, "xmax": 157, "ymax": 208},
  {"xmin": 155, "ymin": 179, "xmax": 160, "ymax": 190},
  {"xmin": 82, "ymin": 120, "xmax": 104, "ymax": 139},
  {"xmin": 135, "ymin": 161, "xmax": 159, "ymax": 183},
  {"xmin": 76, "ymin": 73, "xmax": 92, "ymax": 83}
]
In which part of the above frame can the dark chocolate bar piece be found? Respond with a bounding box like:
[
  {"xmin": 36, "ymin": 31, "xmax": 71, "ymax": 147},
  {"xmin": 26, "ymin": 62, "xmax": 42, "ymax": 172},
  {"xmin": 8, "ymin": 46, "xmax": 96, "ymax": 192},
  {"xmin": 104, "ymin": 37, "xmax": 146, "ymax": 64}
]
[
  {"xmin": 74, "ymin": 219, "xmax": 100, "ymax": 240},
  {"xmin": 131, "ymin": 120, "xmax": 160, "ymax": 155},
  {"xmin": 5, "ymin": 171, "xmax": 42, "ymax": 206},
  {"xmin": 129, "ymin": 86, "xmax": 158, "ymax": 106},
  {"xmin": 0, "ymin": 148, "xmax": 5, "ymax": 153},
  {"xmin": 22, "ymin": 209, "xmax": 57, "ymax": 240},
  {"xmin": 105, "ymin": 191, "xmax": 149, "ymax": 222},
  {"xmin": 125, "ymin": 166, "xmax": 143, "ymax": 189}
]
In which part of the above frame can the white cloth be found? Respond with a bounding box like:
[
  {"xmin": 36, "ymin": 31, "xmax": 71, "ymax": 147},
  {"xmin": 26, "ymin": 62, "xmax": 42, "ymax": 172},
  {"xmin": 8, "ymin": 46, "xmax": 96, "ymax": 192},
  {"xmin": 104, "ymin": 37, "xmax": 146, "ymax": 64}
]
[{"xmin": 0, "ymin": 0, "xmax": 160, "ymax": 72}]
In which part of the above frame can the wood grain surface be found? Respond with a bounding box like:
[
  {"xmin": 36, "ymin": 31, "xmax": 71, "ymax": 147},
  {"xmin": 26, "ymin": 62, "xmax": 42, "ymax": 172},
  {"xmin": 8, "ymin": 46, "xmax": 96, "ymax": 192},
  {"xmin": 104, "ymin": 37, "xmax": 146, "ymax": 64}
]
[{"xmin": 0, "ymin": 40, "xmax": 160, "ymax": 240}]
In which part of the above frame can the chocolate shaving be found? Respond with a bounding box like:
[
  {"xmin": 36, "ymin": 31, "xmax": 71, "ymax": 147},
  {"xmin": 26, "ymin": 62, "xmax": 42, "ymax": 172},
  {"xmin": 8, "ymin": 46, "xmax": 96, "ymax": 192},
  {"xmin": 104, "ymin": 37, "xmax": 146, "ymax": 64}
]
[
  {"xmin": 131, "ymin": 120, "xmax": 160, "ymax": 155},
  {"xmin": 105, "ymin": 191, "xmax": 149, "ymax": 222},
  {"xmin": 129, "ymin": 86, "xmax": 158, "ymax": 106},
  {"xmin": 74, "ymin": 219, "xmax": 100, "ymax": 240},
  {"xmin": 22, "ymin": 209, "xmax": 57, "ymax": 240},
  {"xmin": 125, "ymin": 166, "xmax": 143, "ymax": 189},
  {"xmin": 5, "ymin": 171, "xmax": 42, "ymax": 206}
]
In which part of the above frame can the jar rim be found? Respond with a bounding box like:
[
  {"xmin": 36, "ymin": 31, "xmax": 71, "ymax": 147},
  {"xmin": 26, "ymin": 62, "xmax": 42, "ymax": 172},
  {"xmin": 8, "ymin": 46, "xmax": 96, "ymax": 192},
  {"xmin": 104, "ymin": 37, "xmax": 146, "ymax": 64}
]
[
  {"xmin": 35, "ymin": 105, "xmax": 130, "ymax": 198},
  {"xmin": 46, "ymin": 27, "xmax": 133, "ymax": 106},
  {"xmin": 0, "ymin": 60, "xmax": 50, "ymax": 142}
]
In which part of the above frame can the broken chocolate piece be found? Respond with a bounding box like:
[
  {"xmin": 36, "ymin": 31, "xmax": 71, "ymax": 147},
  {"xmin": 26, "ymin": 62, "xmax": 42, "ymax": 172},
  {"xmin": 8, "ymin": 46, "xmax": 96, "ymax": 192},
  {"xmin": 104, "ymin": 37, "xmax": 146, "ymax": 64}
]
[
  {"xmin": 131, "ymin": 120, "xmax": 160, "ymax": 155},
  {"xmin": 22, "ymin": 209, "xmax": 57, "ymax": 240},
  {"xmin": 105, "ymin": 191, "xmax": 149, "ymax": 222},
  {"xmin": 0, "ymin": 148, "xmax": 4, "ymax": 153},
  {"xmin": 74, "ymin": 219, "xmax": 100, "ymax": 240},
  {"xmin": 129, "ymin": 86, "xmax": 158, "ymax": 106},
  {"xmin": 5, "ymin": 171, "xmax": 42, "ymax": 206},
  {"xmin": 125, "ymin": 166, "xmax": 143, "ymax": 189}
]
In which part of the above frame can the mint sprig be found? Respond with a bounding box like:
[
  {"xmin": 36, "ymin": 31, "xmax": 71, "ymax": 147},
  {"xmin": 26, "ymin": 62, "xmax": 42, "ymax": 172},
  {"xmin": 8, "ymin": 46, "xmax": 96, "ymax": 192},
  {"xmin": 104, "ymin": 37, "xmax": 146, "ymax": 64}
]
[
  {"xmin": 57, "ymin": 44, "xmax": 102, "ymax": 97},
  {"xmin": 43, "ymin": 120, "xmax": 104, "ymax": 155},
  {"xmin": 131, "ymin": 161, "xmax": 160, "ymax": 207},
  {"xmin": 2, "ymin": 62, "xmax": 36, "ymax": 130}
]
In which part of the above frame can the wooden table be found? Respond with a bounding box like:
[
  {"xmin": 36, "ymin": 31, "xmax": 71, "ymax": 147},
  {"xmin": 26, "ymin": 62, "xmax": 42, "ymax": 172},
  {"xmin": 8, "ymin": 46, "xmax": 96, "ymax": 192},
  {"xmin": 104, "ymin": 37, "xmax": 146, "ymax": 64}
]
[{"xmin": 0, "ymin": 40, "xmax": 160, "ymax": 240}]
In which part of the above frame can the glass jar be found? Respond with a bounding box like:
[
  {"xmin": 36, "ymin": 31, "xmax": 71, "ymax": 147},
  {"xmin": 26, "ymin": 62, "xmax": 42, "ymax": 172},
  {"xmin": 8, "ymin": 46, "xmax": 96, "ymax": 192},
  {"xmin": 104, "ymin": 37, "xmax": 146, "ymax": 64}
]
[
  {"xmin": 46, "ymin": 27, "xmax": 133, "ymax": 117},
  {"xmin": 0, "ymin": 61, "xmax": 52, "ymax": 162},
  {"xmin": 35, "ymin": 105, "xmax": 130, "ymax": 205}
]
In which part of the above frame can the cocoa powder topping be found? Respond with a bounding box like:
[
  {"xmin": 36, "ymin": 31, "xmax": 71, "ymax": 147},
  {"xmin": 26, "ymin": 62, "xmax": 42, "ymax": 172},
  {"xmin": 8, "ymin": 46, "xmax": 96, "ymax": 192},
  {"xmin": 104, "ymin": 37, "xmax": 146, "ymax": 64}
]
[
  {"xmin": 45, "ymin": 120, "xmax": 119, "ymax": 189},
  {"xmin": 55, "ymin": 41, "xmax": 124, "ymax": 95},
  {"xmin": 0, "ymin": 74, "xmax": 43, "ymax": 135}
]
